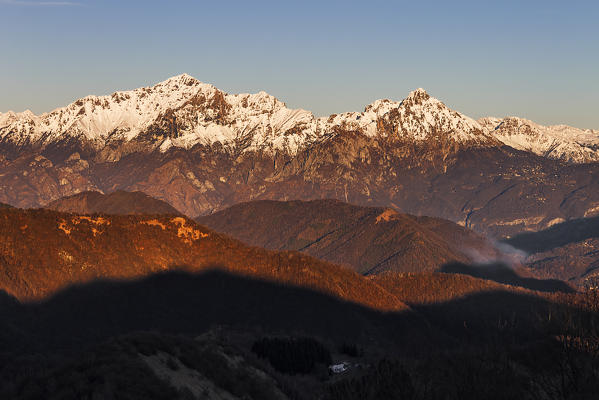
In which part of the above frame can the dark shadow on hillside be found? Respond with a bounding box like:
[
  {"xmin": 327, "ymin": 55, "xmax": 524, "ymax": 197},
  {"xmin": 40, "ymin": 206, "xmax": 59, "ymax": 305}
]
[
  {"xmin": 503, "ymin": 215, "xmax": 599, "ymax": 254},
  {"xmin": 0, "ymin": 267, "xmax": 587, "ymax": 359},
  {"xmin": 440, "ymin": 262, "xmax": 575, "ymax": 293},
  {"xmin": 3, "ymin": 265, "xmax": 599, "ymax": 400},
  {"xmin": 1, "ymin": 268, "xmax": 432, "ymax": 356}
]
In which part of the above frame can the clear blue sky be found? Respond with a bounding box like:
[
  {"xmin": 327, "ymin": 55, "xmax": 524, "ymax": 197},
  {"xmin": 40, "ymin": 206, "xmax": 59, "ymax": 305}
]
[{"xmin": 1, "ymin": 0, "xmax": 598, "ymax": 128}]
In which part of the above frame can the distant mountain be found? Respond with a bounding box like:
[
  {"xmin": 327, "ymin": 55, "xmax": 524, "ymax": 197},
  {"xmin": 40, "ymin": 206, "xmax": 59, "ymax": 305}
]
[
  {"xmin": 480, "ymin": 117, "xmax": 599, "ymax": 164},
  {"xmin": 0, "ymin": 76, "xmax": 495, "ymax": 156},
  {"xmin": 46, "ymin": 190, "xmax": 181, "ymax": 215},
  {"xmin": 197, "ymin": 199, "xmax": 504, "ymax": 275},
  {"xmin": 504, "ymin": 215, "xmax": 599, "ymax": 287},
  {"xmin": 0, "ymin": 202, "xmax": 12, "ymax": 209},
  {"xmin": 0, "ymin": 207, "xmax": 405, "ymax": 310},
  {"xmin": 2, "ymin": 75, "xmax": 596, "ymax": 162},
  {"xmin": 1, "ymin": 75, "xmax": 598, "ymax": 236}
]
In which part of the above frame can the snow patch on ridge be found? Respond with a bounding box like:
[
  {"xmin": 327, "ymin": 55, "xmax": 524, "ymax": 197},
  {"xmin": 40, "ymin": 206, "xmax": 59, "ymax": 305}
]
[
  {"xmin": 480, "ymin": 117, "xmax": 599, "ymax": 163},
  {"xmin": 321, "ymin": 88, "xmax": 490, "ymax": 144}
]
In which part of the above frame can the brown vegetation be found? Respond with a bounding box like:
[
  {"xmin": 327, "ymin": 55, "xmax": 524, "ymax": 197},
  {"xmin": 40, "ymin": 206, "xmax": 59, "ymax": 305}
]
[
  {"xmin": 0, "ymin": 208, "xmax": 406, "ymax": 310},
  {"xmin": 197, "ymin": 199, "xmax": 502, "ymax": 275}
]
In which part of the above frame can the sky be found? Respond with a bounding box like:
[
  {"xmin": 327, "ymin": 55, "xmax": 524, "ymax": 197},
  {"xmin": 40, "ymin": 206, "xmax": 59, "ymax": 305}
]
[{"xmin": 0, "ymin": 0, "xmax": 598, "ymax": 128}]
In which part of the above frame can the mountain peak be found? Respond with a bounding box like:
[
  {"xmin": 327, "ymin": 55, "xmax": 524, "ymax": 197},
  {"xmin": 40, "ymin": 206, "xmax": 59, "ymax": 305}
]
[
  {"xmin": 164, "ymin": 73, "xmax": 198, "ymax": 82},
  {"xmin": 410, "ymin": 87, "xmax": 429, "ymax": 95},
  {"xmin": 403, "ymin": 88, "xmax": 431, "ymax": 105},
  {"xmin": 157, "ymin": 73, "xmax": 206, "ymax": 90}
]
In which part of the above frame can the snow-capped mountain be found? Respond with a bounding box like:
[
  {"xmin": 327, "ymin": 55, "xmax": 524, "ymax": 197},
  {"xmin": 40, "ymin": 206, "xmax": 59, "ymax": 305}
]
[
  {"xmin": 326, "ymin": 88, "xmax": 492, "ymax": 145},
  {"xmin": 0, "ymin": 110, "xmax": 40, "ymax": 146},
  {"xmin": 0, "ymin": 74, "xmax": 315, "ymax": 154},
  {"xmin": 0, "ymin": 75, "xmax": 497, "ymax": 158},
  {"xmin": 1, "ymin": 74, "xmax": 597, "ymax": 163},
  {"xmin": 480, "ymin": 117, "xmax": 599, "ymax": 163}
]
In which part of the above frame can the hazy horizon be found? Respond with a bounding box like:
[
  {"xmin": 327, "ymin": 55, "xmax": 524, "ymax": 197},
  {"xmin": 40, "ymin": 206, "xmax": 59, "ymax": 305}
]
[{"xmin": 1, "ymin": 0, "xmax": 598, "ymax": 129}]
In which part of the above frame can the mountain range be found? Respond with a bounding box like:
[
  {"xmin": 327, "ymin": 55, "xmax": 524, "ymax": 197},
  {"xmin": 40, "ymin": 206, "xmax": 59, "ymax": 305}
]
[
  {"xmin": 2, "ymin": 74, "xmax": 598, "ymax": 163},
  {"xmin": 1, "ymin": 141, "xmax": 598, "ymax": 397},
  {"xmin": 1, "ymin": 75, "xmax": 599, "ymax": 237}
]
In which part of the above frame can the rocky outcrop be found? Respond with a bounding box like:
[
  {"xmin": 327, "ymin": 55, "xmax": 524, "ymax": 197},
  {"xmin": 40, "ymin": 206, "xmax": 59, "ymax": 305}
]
[{"xmin": 480, "ymin": 116, "xmax": 599, "ymax": 163}]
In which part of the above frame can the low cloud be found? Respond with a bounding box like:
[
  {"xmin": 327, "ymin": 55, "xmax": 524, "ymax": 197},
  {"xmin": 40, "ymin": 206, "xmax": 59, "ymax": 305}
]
[
  {"xmin": 460, "ymin": 239, "xmax": 528, "ymax": 268},
  {"xmin": 492, "ymin": 241, "xmax": 529, "ymax": 265}
]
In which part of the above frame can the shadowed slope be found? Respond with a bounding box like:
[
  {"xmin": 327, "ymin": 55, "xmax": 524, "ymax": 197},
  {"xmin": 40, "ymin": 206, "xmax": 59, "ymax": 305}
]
[
  {"xmin": 0, "ymin": 270, "xmax": 590, "ymax": 379},
  {"xmin": 372, "ymin": 271, "xmax": 513, "ymax": 305},
  {"xmin": 46, "ymin": 190, "xmax": 181, "ymax": 215},
  {"xmin": 504, "ymin": 216, "xmax": 599, "ymax": 286},
  {"xmin": 1, "ymin": 269, "xmax": 596, "ymax": 399},
  {"xmin": 439, "ymin": 262, "xmax": 575, "ymax": 293},
  {"xmin": 0, "ymin": 270, "xmax": 426, "ymax": 357},
  {"xmin": 197, "ymin": 199, "xmax": 502, "ymax": 275},
  {"xmin": 0, "ymin": 269, "xmax": 583, "ymax": 358},
  {"xmin": 505, "ymin": 215, "xmax": 599, "ymax": 254}
]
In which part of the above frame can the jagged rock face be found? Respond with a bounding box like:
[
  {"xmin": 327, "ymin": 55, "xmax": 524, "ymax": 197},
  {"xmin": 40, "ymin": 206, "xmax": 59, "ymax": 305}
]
[
  {"xmin": 480, "ymin": 116, "xmax": 599, "ymax": 163},
  {"xmin": 0, "ymin": 75, "xmax": 598, "ymax": 237},
  {"xmin": 3, "ymin": 138, "xmax": 598, "ymax": 238},
  {"xmin": 0, "ymin": 76, "xmax": 497, "ymax": 160},
  {"xmin": 0, "ymin": 74, "xmax": 325, "ymax": 158}
]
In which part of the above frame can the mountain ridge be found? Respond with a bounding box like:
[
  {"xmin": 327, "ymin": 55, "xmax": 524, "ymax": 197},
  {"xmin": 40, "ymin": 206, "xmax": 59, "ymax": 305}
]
[
  {"xmin": 196, "ymin": 199, "xmax": 506, "ymax": 275},
  {"xmin": 2, "ymin": 74, "xmax": 596, "ymax": 162}
]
